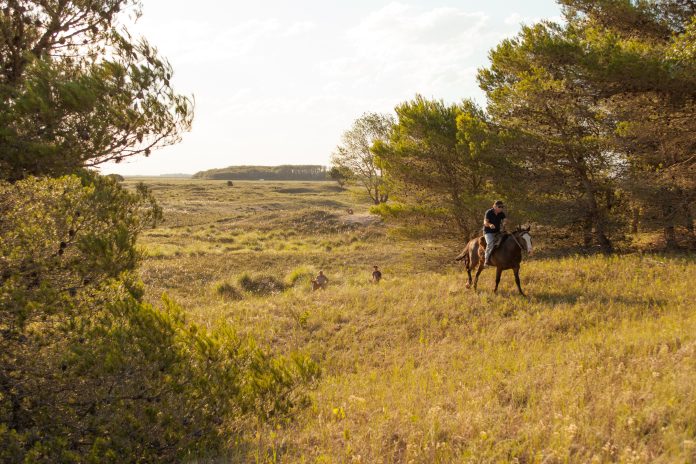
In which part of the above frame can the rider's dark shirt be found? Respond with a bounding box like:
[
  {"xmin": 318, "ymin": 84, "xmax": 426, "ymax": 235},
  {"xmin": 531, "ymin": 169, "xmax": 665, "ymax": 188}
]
[{"xmin": 483, "ymin": 208, "xmax": 505, "ymax": 234}]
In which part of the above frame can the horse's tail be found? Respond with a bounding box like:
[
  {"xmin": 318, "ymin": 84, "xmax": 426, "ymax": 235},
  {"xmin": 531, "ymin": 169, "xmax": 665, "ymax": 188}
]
[{"xmin": 454, "ymin": 246, "xmax": 470, "ymax": 268}]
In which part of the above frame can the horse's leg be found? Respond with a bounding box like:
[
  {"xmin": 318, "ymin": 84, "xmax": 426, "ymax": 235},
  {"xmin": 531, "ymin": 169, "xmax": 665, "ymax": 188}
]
[
  {"xmin": 473, "ymin": 262, "xmax": 484, "ymax": 290},
  {"xmin": 465, "ymin": 247, "xmax": 477, "ymax": 289},
  {"xmin": 513, "ymin": 267, "xmax": 526, "ymax": 297},
  {"xmin": 494, "ymin": 267, "xmax": 502, "ymax": 293}
]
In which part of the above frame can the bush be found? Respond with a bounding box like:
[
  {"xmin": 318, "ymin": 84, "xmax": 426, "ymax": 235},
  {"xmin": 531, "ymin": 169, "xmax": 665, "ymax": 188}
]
[
  {"xmin": 237, "ymin": 272, "xmax": 287, "ymax": 295},
  {"xmin": 106, "ymin": 173, "xmax": 125, "ymax": 182},
  {"xmin": 0, "ymin": 175, "xmax": 317, "ymax": 462},
  {"xmin": 285, "ymin": 266, "xmax": 315, "ymax": 288},
  {"xmin": 215, "ymin": 281, "xmax": 243, "ymax": 300}
]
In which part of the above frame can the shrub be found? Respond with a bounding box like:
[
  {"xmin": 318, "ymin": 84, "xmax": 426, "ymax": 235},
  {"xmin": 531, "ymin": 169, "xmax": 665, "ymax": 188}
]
[
  {"xmin": 215, "ymin": 281, "xmax": 243, "ymax": 300},
  {"xmin": 285, "ymin": 266, "xmax": 315, "ymax": 288},
  {"xmin": 0, "ymin": 175, "xmax": 317, "ymax": 462},
  {"xmin": 237, "ymin": 272, "xmax": 287, "ymax": 295},
  {"xmin": 106, "ymin": 173, "xmax": 125, "ymax": 182}
]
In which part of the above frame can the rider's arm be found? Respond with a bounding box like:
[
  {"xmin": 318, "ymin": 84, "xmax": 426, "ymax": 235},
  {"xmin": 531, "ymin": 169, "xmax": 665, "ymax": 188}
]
[{"xmin": 483, "ymin": 211, "xmax": 495, "ymax": 229}]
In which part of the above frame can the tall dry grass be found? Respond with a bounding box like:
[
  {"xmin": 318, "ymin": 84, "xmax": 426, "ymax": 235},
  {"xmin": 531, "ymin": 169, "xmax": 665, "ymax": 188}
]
[{"xmin": 130, "ymin": 179, "xmax": 696, "ymax": 463}]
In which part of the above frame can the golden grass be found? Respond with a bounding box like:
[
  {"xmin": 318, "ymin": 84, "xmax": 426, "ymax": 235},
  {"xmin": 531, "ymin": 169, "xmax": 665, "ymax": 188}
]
[{"xmin": 129, "ymin": 179, "xmax": 696, "ymax": 463}]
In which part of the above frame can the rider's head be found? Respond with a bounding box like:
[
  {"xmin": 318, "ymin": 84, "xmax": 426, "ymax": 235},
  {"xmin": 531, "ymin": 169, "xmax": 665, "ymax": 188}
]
[{"xmin": 493, "ymin": 200, "xmax": 505, "ymax": 212}]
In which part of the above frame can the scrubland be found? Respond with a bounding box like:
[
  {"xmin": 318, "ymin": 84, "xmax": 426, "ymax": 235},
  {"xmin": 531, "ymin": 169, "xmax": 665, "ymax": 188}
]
[{"xmin": 129, "ymin": 179, "xmax": 696, "ymax": 463}]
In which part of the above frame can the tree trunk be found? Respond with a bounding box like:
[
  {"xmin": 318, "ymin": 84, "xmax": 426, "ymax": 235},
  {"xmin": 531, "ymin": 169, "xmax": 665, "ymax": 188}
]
[
  {"xmin": 581, "ymin": 179, "xmax": 612, "ymax": 253},
  {"xmin": 595, "ymin": 228, "xmax": 613, "ymax": 253},
  {"xmin": 663, "ymin": 203, "xmax": 678, "ymax": 249},
  {"xmin": 631, "ymin": 206, "xmax": 640, "ymax": 234},
  {"xmin": 664, "ymin": 225, "xmax": 677, "ymax": 249},
  {"xmin": 687, "ymin": 207, "xmax": 696, "ymax": 249},
  {"xmin": 582, "ymin": 216, "xmax": 593, "ymax": 247},
  {"xmin": 582, "ymin": 205, "xmax": 612, "ymax": 252}
]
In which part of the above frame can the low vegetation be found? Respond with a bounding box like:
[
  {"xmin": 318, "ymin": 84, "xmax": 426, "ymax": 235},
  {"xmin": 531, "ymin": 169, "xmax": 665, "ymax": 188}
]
[
  {"xmin": 133, "ymin": 179, "xmax": 695, "ymax": 462},
  {"xmin": 0, "ymin": 177, "xmax": 318, "ymax": 462}
]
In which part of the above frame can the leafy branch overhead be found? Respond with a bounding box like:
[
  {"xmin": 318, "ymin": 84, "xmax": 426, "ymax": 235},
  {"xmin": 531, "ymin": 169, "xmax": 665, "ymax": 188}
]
[{"xmin": 0, "ymin": 0, "xmax": 194, "ymax": 180}]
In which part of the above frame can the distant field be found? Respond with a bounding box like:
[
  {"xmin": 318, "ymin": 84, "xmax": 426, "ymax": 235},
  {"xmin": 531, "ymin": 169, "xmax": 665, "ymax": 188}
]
[{"xmin": 129, "ymin": 179, "xmax": 696, "ymax": 463}]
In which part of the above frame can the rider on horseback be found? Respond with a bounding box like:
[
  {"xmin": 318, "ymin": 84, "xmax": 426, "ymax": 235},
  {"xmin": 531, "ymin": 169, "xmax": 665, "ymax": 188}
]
[{"xmin": 483, "ymin": 200, "xmax": 506, "ymax": 266}]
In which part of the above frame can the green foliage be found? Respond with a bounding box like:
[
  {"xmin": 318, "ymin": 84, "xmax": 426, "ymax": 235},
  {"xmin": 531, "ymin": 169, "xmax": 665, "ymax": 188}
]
[
  {"xmin": 328, "ymin": 166, "xmax": 353, "ymax": 188},
  {"xmin": 0, "ymin": 176, "xmax": 317, "ymax": 462},
  {"xmin": 375, "ymin": 95, "xmax": 493, "ymax": 236},
  {"xmin": 558, "ymin": 0, "xmax": 696, "ymax": 39},
  {"xmin": 478, "ymin": 21, "xmax": 620, "ymax": 251},
  {"xmin": 0, "ymin": 1, "xmax": 193, "ymax": 180},
  {"xmin": 577, "ymin": 6, "xmax": 696, "ymax": 247},
  {"xmin": 545, "ymin": 2, "xmax": 696, "ymax": 247},
  {"xmin": 370, "ymin": 202, "xmax": 449, "ymax": 219},
  {"xmin": 332, "ymin": 112, "xmax": 394, "ymax": 205}
]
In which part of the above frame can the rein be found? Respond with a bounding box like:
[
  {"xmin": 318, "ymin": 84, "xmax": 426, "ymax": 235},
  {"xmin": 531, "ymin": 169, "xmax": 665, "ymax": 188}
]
[{"xmin": 509, "ymin": 232, "xmax": 526, "ymax": 252}]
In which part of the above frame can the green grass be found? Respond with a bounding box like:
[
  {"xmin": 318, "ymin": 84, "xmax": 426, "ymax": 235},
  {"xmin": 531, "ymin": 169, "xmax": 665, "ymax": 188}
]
[{"xmin": 129, "ymin": 179, "xmax": 696, "ymax": 463}]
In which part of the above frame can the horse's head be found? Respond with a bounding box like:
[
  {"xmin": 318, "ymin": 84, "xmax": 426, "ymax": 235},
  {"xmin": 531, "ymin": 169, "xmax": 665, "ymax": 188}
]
[{"xmin": 513, "ymin": 225, "xmax": 533, "ymax": 253}]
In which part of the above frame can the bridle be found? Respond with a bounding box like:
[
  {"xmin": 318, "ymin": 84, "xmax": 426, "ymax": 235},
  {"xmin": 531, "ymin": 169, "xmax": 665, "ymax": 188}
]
[{"xmin": 510, "ymin": 231, "xmax": 529, "ymax": 252}]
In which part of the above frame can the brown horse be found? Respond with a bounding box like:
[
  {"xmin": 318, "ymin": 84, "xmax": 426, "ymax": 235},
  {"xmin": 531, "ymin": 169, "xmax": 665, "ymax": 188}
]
[{"xmin": 455, "ymin": 226, "xmax": 532, "ymax": 296}]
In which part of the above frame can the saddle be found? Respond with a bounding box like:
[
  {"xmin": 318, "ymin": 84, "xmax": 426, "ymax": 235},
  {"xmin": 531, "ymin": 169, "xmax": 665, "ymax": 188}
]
[{"xmin": 478, "ymin": 233, "xmax": 508, "ymax": 253}]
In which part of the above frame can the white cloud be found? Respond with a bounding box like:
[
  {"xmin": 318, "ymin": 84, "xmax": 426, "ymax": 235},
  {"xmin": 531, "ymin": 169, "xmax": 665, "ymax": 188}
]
[
  {"xmin": 317, "ymin": 2, "xmax": 491, "ymax": 101},
  {"xmin": 284, "ymin": 20, "xmax": 317, "ymax": 37},
  {"xmin": 173, "ymin": 18, "xmax": 280, "ymax": 64},
  {"xmin": 349, "ymin": 2, "xmax": 487, "ymax": 49},
  {"xmin": 504, "ymin": 13, "xmax": 524, "ymax": 26},
  {"xmin": 133, "ymin": 17, "xmax": 318, "ymax": 66}
]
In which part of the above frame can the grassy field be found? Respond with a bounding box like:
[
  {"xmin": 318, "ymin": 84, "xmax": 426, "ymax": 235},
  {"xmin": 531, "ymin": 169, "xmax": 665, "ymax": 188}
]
[{"xmin": 128, "ymin": 179, "xmax": 696, "ymax": 463}]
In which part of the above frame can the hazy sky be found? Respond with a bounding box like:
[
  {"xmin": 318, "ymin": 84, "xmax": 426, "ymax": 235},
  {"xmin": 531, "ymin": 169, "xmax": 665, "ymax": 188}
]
[{"xmin": 101, "ymin": 0, "xmax": 563, "ymax": 175}]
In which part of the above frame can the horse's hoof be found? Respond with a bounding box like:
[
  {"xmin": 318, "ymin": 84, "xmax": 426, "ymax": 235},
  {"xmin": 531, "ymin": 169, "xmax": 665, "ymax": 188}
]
[{"xmin": 465, "ymin": 283, "xmax": 471, "ymax": 289}]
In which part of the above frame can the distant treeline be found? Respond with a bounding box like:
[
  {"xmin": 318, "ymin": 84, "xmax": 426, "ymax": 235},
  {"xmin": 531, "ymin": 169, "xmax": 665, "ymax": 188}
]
[{"xmin": 193, "ymin": 165, "xmax": 328, "ymax": 181}]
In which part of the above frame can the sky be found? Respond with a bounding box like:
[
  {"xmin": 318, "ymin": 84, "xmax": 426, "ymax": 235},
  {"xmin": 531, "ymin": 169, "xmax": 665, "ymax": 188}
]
[{"xmin": 101, "ymin": 0, "xmax": 563, "ymax": 176}]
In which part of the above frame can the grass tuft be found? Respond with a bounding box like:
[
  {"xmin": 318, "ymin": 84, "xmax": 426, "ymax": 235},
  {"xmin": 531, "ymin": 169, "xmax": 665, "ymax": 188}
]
[
  {"xmin": 214, "ymin": 281, "xmax": 243, "ymax": 301},
  {"xmin": 237, "ymin": 272, "xmax": 286, "ymax": 295},
  {"xmin": 285, "ymin": 266, "xmax": 315, "ymax": 288}
]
